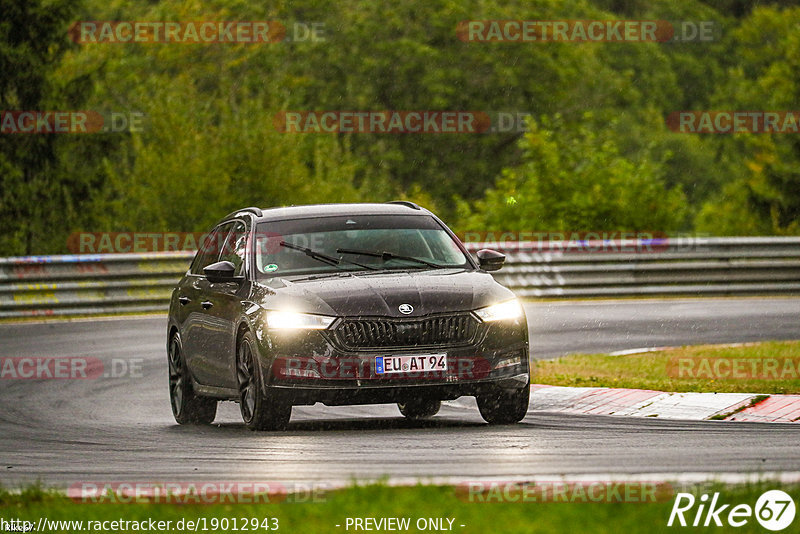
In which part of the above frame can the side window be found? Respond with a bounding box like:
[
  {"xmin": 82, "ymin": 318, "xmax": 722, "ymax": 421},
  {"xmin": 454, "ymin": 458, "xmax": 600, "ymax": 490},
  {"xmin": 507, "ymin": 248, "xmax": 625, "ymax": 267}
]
[
  {"xmin": 219, "ymin": 221, "xmax": 248, "ymax": 276},
  {"xmin": 189, "ymin": 223, "xmax": 232, "ymax": 275}
]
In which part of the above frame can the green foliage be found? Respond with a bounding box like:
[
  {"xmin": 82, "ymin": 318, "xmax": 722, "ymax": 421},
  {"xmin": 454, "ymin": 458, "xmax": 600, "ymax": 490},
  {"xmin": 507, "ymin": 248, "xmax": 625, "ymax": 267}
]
[
  {"xmin": 2, "ymin": 0, "xmax": 800, "ymax": 254},
  {"xmin": 696, "ymin": 6, "xmax": 800, "ymax": 235},
  {"xmin": 91, "ymin": 74, "xmax": 386, "ymax": 232},
  {"xmin": 458, "ymin": 115, "xmax": 686, "ymax": 232},
  {"xmin": 0, "ymin": 0, "xmax": 103, "ymax": 255}
]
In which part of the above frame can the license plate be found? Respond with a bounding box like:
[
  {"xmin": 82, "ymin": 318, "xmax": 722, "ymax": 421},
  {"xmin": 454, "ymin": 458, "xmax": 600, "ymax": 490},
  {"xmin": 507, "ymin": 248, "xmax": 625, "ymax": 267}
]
[{"xmin": 375, "ymin": 354, "xmax": 447, "ymax": 375}]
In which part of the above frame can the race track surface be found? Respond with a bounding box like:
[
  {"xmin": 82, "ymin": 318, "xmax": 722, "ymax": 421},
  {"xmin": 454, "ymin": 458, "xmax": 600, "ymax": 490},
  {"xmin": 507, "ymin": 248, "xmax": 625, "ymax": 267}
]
[{"xmin": 1, "ymin": 298, "xmax": 799, "ymax": 488}]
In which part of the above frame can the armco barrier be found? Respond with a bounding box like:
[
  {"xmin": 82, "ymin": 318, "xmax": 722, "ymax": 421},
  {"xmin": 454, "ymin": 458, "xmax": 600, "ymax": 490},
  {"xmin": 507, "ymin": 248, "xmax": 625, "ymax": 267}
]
[
  {"xmin": 484, "ymin": 236, "xmax": 800, "ymax": 298},
  {"xmin": 0, "ymin": 252, "xmax": 194, "ymax": 318},
  {"xmin": 0, "ymin": 237, "xmax": 799, "ymax": 318}
]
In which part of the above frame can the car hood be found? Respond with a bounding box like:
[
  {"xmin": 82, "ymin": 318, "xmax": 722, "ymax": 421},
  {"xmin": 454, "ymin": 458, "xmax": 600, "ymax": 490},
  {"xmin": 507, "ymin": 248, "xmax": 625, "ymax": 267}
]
[{"xmin": 253, "ymin": 269, "xmax": 514, "ymax": 317}]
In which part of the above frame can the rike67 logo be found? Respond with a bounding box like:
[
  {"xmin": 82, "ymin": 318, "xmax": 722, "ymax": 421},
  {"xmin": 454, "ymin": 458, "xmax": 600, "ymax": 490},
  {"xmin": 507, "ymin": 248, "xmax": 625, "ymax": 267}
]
[{"xmin": 668, "ymin": 490, "xmax": 796, "ymax": 531}]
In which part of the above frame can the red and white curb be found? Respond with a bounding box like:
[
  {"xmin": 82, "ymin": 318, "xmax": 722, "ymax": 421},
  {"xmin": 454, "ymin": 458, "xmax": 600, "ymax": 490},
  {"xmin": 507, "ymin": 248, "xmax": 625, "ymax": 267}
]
[{"xmin": 529, "ymin": 384, "xmax": 800, "ymax": 422}]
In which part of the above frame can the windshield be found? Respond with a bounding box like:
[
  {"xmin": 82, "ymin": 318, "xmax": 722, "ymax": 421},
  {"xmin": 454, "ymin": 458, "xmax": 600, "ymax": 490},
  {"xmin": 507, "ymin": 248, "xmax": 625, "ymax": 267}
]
[{"xmin": 254, "ymin": 215, "xmax": 470, "ymax": 277}]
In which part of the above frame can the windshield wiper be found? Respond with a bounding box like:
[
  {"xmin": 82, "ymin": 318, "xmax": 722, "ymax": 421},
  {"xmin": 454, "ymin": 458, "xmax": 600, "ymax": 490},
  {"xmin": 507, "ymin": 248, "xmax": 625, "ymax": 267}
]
[
  {"xmin": 336, "ymin": 248, "xmax": 442, "ymax": 269},
  {"xmin": 280, "ymin": 242, "xmax": 377, "ymax": 270},
  {"xmin": 281, "ymin": 241, "xmax": 341, "ymax": 267}
]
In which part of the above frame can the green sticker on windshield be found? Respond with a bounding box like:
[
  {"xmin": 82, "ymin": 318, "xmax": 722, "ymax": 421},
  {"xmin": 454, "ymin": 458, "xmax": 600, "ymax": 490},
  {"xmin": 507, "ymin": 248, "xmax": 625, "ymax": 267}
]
[{"xmin": 264, "ymin": 263, "xmax": 278, "ymax": 272}]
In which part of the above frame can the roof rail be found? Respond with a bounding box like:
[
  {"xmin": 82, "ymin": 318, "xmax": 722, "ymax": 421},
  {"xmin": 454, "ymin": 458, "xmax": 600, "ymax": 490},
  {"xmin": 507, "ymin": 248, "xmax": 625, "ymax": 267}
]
[
  {"xmin": 224, "ymin": 206, "xmax": 263, "ymax": 219},
  {"xmin": 386, "ymin": 200, "xmax": 421, "ymax": 210}
]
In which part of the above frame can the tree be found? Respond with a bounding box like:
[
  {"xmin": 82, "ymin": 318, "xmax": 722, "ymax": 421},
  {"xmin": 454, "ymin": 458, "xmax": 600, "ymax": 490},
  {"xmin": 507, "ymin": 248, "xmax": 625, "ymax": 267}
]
[
  {"xmin": 457, "ymin": 115, "xmax": 686, "ymax": 233},
  {"xmin": 696, "ymin": 6, "xmax": 800, "ymax": 235},
  {"xmin": 0, "ymin": 0, "xmax": 92, "ymax": 255}
]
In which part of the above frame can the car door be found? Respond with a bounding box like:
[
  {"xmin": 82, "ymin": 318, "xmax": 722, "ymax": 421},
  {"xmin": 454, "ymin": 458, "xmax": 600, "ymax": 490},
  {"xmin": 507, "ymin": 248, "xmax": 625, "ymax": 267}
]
[
  {"xmin": 198, "ymin": 220, "xmax": 249, "ymax": 389},
  {"xmin": 181, "ymin": 222, "xmax": 232, "ymax": 387}
]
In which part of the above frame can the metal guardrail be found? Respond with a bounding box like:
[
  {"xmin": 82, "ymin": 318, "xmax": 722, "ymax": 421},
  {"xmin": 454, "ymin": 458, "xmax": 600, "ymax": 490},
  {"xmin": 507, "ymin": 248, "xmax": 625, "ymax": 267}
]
[
  {"xmin": 1, "ymin": 237, "xmax": 799, "ymax": 318},
  {"xmin": 486, "ymin": 236, "xmax": 800, "ymax": 298},
  {"xmin": 0, "ymin": 252, "xmax": 194, "ymax": 318}
]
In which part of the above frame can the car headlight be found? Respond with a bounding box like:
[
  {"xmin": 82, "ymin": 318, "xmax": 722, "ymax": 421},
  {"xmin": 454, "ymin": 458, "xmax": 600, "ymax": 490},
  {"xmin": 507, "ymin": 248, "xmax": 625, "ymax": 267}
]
[
  {"xmin": 265, "ymin": 311, "xmax": 336, "ymax": 330},
  {"xmin": 474, "ymin": 299, "xmax": 523, "ymax": 322}
]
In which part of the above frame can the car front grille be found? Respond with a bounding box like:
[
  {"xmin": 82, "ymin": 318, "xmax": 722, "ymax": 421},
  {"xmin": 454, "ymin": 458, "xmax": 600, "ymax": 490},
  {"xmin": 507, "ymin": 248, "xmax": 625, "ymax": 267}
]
[{"xmin": 334, "ymin": 314, "xmax": 479, "ymax": 350}]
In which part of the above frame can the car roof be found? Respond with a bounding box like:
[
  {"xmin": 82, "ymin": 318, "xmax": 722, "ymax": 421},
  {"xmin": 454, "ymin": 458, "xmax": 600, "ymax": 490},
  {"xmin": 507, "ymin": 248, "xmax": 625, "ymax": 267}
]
[{"xmin": 228, "ymin": 202, "xmax": 434, "ymax": 224}]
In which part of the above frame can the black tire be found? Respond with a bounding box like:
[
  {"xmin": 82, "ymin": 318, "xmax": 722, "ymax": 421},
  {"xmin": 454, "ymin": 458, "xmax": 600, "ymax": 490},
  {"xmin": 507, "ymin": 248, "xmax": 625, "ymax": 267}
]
[
  {"xmin": 398, "ymin": 399, "xmax": 441, "ymax": 420},
  {"xmin": 168, "ymin": 334, "xmax": 217, "ymax": 424},
  {"xmin": 476, "ymin": 386, "xmax": 530, "ymax": 425},
  {"xmin": 237, "ymin": 331, "xmax": 292, "ymax": 431}
]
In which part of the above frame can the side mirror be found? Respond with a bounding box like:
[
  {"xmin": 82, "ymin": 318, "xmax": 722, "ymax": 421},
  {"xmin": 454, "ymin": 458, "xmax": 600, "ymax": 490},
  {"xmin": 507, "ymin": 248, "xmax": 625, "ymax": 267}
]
[
  {"xmin": 203, "ymin": 260, "xmax": 238, "ymax": 283},
  {"xmin": 476, "ymin": 249, "xmax": 505, "ymax": 272}
]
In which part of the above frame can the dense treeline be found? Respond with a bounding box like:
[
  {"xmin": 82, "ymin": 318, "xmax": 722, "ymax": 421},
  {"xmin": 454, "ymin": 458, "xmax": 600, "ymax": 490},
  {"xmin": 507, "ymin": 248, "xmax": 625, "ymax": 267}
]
[{"xmin": 1, "ymin": 0, "xmax": 799, "ymax": 255}]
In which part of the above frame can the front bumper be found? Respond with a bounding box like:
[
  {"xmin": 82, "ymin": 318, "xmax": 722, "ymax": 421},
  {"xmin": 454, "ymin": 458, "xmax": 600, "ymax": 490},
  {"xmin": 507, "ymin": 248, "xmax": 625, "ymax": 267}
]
[
  {"xmin": 271, "ymin": 373, "xmax": 530, "ymax": 405},
  {"xmin": 254, "ymin": 314, "xmax": 530, "ymax": 406}
]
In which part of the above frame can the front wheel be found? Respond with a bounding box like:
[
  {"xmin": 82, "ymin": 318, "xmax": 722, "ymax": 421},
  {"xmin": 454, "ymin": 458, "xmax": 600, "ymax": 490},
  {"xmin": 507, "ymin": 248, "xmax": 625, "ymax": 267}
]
[
  {"xmin": 237, "ymin": 331, "xmax": 292, "ymax": 431},
  {"xmin": 476, "ymin": 386, "xmax": 530, "ymax": 425},
  {"xmin": 398, "ymin": 399, "xmax": 441, "ymax": 420},
  {"xmin": 168, "ymin": 334, "xmax": 217, "ymax": 424}
]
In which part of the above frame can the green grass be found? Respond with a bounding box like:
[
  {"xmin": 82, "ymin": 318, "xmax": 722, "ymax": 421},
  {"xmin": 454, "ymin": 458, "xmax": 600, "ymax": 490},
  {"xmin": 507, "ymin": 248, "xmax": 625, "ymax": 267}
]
[
  {"xmin": 532, "ymin": 341, "xmax": 800, "ymax": 394},
  {"xmin": 1, "ymin": 482, "xmax": 798, "ymax": 534}
]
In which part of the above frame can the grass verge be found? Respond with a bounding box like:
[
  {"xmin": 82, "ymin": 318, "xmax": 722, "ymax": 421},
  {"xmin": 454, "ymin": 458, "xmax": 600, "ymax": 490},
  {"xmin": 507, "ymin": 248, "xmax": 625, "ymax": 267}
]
[
  {"xmin": 1, "ymin": 482, "xmax": 798, "ymax": 534},
  {"xmin": 532, "ymin": 341, "xmax": 800, "ymax": 394}
]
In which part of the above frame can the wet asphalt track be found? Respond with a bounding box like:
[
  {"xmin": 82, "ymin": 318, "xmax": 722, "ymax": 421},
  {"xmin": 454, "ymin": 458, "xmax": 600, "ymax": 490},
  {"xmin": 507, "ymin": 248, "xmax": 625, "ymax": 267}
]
[{"xmin": 1, "ymin": 297, "xmax": 799, "ymax": 488}]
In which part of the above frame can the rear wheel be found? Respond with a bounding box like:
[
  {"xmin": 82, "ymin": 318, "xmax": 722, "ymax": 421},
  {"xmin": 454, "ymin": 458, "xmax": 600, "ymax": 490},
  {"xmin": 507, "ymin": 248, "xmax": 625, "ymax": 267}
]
[
  {"xmin": 398, "ymin": 399, "xmax": 441, "ymax": 420},
  {"xmin": 477, "ymin": 386, "xmax": 529, "ymax": 425},
  {"xmin": 168, "ymin": 334, "xmax": 217, "ymax": 424},
  {"xmin": 237, "ymin": 331, "xmax": 292, "ymax": 431}
]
